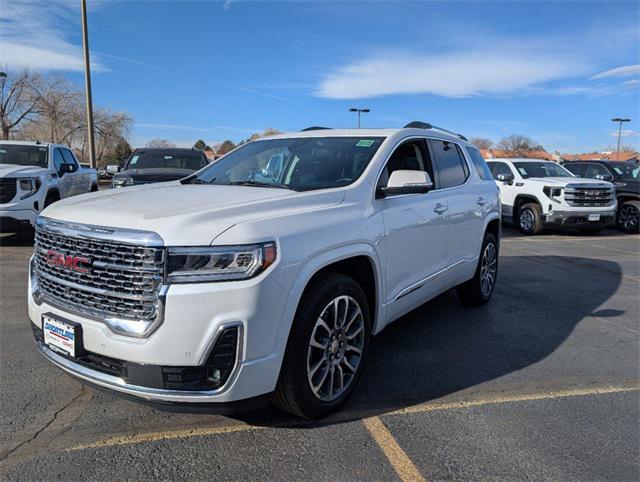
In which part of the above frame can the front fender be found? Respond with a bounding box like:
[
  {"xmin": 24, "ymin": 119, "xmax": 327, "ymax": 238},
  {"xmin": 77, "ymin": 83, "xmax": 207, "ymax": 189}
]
[{"xmin": 274, "ymin": 242, "xmax": 385, "ymax": 341}]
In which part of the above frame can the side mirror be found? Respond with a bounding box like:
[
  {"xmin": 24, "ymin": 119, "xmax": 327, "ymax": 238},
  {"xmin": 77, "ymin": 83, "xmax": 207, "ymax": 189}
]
[
  {"xmin": 496, "ymin": 173, "xmax": 514, "ymax": 184},
  {"xmin": 106, "ymin": 164, "xmax": 121, "ymax": 174},
  {"xmin": 594, "ymin": 173, "xmax": 613, "ymax": 182},
  {"xmin": 58, "ymin": 163, "xmax": 75, "ymax": 175},
  {"xmin": 377, "ymin": 170, "xmax": 433, "ymax": 198}
]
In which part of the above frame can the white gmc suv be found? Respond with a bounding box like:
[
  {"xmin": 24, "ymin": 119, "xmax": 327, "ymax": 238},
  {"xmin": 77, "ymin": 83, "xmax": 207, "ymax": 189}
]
[
  {"xmin": 487, "ymin": 158, "xmax": 617, "ymax": 235},
  {"xmin": 29, "ymin": 123, "xmax": 500, "ymax": 418},
  {"xmin": 1, "ymin": 141, "xmax": 98, "ymax": 236}
]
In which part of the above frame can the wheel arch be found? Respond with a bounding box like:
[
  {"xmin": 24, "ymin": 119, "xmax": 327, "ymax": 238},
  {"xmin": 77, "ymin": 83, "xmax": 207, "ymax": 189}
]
[
  {"xmin": 276, "ymin": 244, "xmax": 384, "ymax": 342},
  {"xmin": 512, "ymin": 194, "xmax": 542, "ymax": 223}
]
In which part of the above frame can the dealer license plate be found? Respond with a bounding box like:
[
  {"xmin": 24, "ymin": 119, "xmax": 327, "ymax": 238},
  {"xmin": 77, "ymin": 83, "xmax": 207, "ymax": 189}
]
[
  {"xmin": 588, "ymin": 214, "xmax": 601, "ymax": 222},
  {"xmin": 43, "ymin": 315, "xmax": 77, "ymax": 357}
]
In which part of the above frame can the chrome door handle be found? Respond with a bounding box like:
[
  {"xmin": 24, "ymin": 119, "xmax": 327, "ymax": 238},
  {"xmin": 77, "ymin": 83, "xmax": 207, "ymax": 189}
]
[
  {"xmin": 477, "ymin": 197, "xmax": 486, "ymax": 206},
  {"xmin": 434, "ymin": 203, "xmax": 447, "ymax": 214}
]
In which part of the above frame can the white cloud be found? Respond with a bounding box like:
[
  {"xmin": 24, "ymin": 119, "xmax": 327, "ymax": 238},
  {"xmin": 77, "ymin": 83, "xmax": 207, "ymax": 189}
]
[
  {"xmin": 227, "ymin": 85, "xmax": 287, "ymax": 101},
  {"xmin": 590, "ymin": 64, "xmax": 640, "ymax": 80},
  {"xmin": 316, "ymin": 52, "xmax": 583, "ymax": 99},
  {"xmin": 610, "ymin": 129, "xmax": 639, "ymax": 138},
  {"xmin": 0, "ymin": 0, "xmax": 104, "ymax": 72}
]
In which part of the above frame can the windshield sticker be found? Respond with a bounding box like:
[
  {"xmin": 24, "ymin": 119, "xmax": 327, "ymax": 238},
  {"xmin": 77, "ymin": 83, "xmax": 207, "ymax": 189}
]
[{"xmin": 356, "ymin": 139, "xmax": 375, "ymax": 148}]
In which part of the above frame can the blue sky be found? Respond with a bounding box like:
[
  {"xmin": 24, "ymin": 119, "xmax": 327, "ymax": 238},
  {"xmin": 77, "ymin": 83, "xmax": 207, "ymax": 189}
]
[{"xmin": 2, "ymin": 0, "xmax": 639, "ymax": 152}]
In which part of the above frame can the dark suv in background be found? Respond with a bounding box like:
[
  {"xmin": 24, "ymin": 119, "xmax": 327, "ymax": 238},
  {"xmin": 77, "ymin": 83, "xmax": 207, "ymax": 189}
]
[
  {"xmin": 109, "ymin": 148, "xmax": 209, "ymax": 188},
  {"xmin": 562, "ymin": 160, "xmax": 640, "ymax": 233}
]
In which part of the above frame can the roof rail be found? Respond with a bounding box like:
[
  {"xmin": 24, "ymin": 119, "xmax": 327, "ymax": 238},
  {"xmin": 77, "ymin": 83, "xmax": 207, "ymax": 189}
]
[
  {"xmin": 403, "ymin": 121, "xmax": 468, "ymax": 142},
  {"xmin": 301, "ymin": 126, "xmax": 331, "ymax": 131}
]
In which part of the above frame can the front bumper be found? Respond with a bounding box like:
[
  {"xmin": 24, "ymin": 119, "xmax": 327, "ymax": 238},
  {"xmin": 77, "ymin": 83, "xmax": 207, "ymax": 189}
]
[
  {"xmin": 544, "ymin": 209, "xmax": 616, "ymax": 228},
  {"xmin": 0, "ymin": 208, "xmax": 37, "ymax": 232},
  {"xmin": 29, "ymin": 262, "xmax": 290, "ymax": 405}
]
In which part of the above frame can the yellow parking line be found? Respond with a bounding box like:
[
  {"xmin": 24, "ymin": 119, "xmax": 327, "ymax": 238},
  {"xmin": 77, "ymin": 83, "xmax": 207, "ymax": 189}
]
[
  {"xmin": 66, "ymin": 383, "xmax": 640, "ymax": 453},
  {"xmin": 67, "ymin": 423, "xmax": 263, "ymax": 451},
  {"xmin": 389, "ymin": 384, "xmax": 640, "ymax": 416},
  {"xmin": 363, "ymin": 416, "xmax": 425, "ymax": 482}
]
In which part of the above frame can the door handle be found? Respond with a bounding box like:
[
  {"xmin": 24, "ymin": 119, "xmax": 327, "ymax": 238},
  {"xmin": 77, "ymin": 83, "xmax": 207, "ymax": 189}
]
[
  {"xmin": 434, "ymin": 203, "xmax": 447, "ymax": 214},
  {"xmin": 477, "ymin": 197, "xmax": 486, "ymax": 206}
]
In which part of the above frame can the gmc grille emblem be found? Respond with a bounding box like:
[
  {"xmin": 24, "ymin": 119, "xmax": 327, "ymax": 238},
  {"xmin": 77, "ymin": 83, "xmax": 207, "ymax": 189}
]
[{"xmin": 45, "ymin": 249, "xmax": 91, "ymax": 273}]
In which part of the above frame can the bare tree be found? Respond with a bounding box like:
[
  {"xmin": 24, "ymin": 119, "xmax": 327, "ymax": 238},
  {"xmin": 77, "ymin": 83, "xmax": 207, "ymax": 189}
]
[
  {"xmin": 146, "ymin": 138, "xmax": 176, "ymax": 148},
  {"xmin": 0, "ymin": 69, "xmax": 43, "ymax": 139},
  {"xmin": 497, "ymin": 135, "xmax": 545, "ymax": 156},
  {"xmin": 193, "ymin": 139, "xmax": 206, "ymax": 150},
  {"xmin": 215, "ymin": 140, "xmax": 236, "ymax": 155},
  {"xmin": 470, "ymin": 137, "xmax": 493, "ymax": 150}
]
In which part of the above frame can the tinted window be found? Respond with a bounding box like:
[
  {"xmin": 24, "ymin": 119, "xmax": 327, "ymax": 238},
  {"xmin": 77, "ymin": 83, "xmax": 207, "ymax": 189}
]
[
  {"xmin": 563, "ymin": 163, "xmax": 587, "ymax": 177},
  {"xmin": 127, "ymin": 151, "xmax": 208, "ymax": 171},
  {"xmin": 61, "ymin": 149, "xmax": 78, "ymax": 169},
  {"xmin": 191, "ymin": 137, "xmax": 385, "ymax": 191},
  {"xmin": 465, "ymin": 147, "xmax": 493, "ymax": 180},
  {"xmin": 53, "ymin": 148, "xmax": 65, "ymax": 171},
  {"xmin": 0, "ymin": 144, "xmax": 48, "ymax": 168},
  {"xmin": 584, "ymin": 163, "xmax": 612, "ymax": 179},
  {"xmin": 487, "ymin": 161, "xmax": 513, "ymax": 178},
  {"xmin": 430, "ymin": 140, "xmax": 468, "ymax": 188}
]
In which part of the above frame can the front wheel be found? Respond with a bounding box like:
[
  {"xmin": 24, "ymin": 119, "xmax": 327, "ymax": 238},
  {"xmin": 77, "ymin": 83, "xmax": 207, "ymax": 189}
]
[
  {"xmin": 457, "ymin": 232, "xmax": 499, "ymax": 306},
  {"xmin": 518, "ymin": 203, "xmax": 544, "ymax": 235},
  {"xmin": 273, "ymin": 273, "xmax": 371, "ymax": 419},
  {"xmin": 617, "ymin": 201, "xmax": 640, "ymax": 234}
]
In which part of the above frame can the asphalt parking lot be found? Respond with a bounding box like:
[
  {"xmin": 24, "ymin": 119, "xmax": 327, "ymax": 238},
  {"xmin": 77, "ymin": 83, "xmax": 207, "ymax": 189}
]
[{"xmin": 1, "ymin": 227, "xmax": 639, "ymax": 480}]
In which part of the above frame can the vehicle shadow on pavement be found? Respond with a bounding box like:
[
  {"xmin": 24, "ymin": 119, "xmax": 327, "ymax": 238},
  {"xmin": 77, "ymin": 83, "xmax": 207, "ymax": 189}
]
[{"xmin": 240, "ymin": 253, "xmax": 623, "ymax": 427}]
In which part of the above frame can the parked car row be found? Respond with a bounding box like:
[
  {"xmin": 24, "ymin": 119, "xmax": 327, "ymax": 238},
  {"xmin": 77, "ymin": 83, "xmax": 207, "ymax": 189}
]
[{"xmin": 3, "ymin": 122, "xmax": 638, "ymax": 421}]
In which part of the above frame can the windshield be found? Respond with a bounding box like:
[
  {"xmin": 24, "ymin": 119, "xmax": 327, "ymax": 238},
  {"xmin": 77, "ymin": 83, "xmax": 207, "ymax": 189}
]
[
  {"xmin": 610, "ymin": 162, "xmax": 640, "ymax": 180},
  {"xmin": 513, "ymin": 161, "xmax": 574, "ymax": 179},
  {"xmin": 189, "ymin": 136, "xmax": 385, "ymax": 191},
  {"xmin": 126, "ymin": 151, "xmax": 207, "ymax": 171},
  {"xmin": 0, "ymin": 144, "xmax": 48, "ymax": 168}
]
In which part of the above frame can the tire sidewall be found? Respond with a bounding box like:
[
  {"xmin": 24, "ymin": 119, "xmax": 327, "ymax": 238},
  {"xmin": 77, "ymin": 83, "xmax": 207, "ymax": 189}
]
[
  {"xmin": 478, "ymin": 232, "xmax": 499, "ymax": 302},
  {"xmin": 518, "ymin": 204, "xmax": 540, "ymax": 235},
  {"xmin": 617, "ymin": 201, "xmax": 640, "ymax": 234}
]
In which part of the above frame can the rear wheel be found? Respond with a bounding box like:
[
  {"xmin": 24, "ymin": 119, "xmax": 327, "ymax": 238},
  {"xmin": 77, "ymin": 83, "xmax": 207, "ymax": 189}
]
[
  {"xmin": 518, "ymin": 203, "xmax": 543, "ymax": 235},
  {"xmin": 273, "ymin": 273, "xmax": 370, "ymax": 419},
  {"xmin": 457, "ymin": 232, "xmax": 499, "ymax": 306},
  {"xmin": 616, "ymin": 201, "xmax": 640, "ymax": 234}
]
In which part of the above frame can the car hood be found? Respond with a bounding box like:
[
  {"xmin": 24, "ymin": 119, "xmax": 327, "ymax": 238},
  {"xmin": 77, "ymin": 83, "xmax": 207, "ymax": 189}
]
[
  {"xmin": 115, "ymin": 168, "xmax": 196, "ymax": 183},
  {"xmin": 0, "ymin": 164, "xmax": 48, "ymax": 178},
  {"xmin": 527, "ymin": 177, "xmax": 613, "ymax": 188},
  {"xmin": 42, "ymin": 181, "xmax": 345, "ymax": 245}
]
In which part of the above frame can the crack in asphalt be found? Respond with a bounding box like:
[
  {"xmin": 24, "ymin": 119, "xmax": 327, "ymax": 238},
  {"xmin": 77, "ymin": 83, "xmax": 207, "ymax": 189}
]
[{"xmin": 0, "ymin": 385, "xmax": 87, "ymax": 469}]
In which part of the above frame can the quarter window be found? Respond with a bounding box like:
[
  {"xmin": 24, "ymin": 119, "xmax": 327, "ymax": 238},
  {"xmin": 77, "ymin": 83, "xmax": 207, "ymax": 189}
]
[
  {"xmin": 430, "ymin": 140, "xmax": 468, "ymax": 188},
  {"xmin": 465, "ymin": 147, "xmax": 493, "ymax": 180}
]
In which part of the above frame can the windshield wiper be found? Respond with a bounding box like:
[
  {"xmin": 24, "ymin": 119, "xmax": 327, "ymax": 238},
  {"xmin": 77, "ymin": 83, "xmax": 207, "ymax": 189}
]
[{"xmin": 226, "ymin": 180, "xmax": 296, "ymax": 190}]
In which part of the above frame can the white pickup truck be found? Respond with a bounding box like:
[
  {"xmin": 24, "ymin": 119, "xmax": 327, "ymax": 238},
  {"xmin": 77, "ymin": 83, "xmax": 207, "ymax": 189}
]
[
  {"xmin": 487, "ymin": 158, "xmax": 617, "ymax": 235},
  {"xmin": 29, "ymin": 123, "xmax": 501, "ymax": 418},
  {"xmin": 0, "ymin": 141, "xmax": 98, "ymax": 235}
]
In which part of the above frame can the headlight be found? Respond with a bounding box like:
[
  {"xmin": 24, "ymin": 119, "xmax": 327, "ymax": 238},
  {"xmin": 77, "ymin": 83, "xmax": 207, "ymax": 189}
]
[
  {"xmin": 112, "ymin": 176, "xmax": 134, "ymax": 188},
  {"xmin": 543, "ymin": 186, "xmax": 563, "ymax": 203},
  {"xmin": 19, "ymin": 177, "xmax": 41, "ymax": 199},
  {"xmin": 166, "ymin": 243, "xmax": 277, "ymax": 283}
]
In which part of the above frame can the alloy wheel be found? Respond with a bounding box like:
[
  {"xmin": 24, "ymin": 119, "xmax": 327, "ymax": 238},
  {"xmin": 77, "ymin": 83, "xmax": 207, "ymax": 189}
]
[
  {"xmin": 618, "ymin": 204, "xmax": 639, "ymax": 232},
  {"xmin": 480, "ymin": 242, "xmax": 497, "ymax": 297},
  {"xmin": 519, "ymin": 209, "xmax": 535, "ymax": 232},
  {"xmin": 306, "ymin": 295, "xmax": 365, "ymax": 402}
]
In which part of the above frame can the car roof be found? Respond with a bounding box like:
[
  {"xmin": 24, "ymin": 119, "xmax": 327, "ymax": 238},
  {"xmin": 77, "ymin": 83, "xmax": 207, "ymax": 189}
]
[
  {"xmin": 0, "ymin": 140, "xmax": 52, "ymax": 147},
  {"xmin": 487, "ymin": 158, "xmax": 554, "ymax": 163},
  {"xmin": 132, "ymin": 148, "xmax": 203, "ymax": 153},
  {"xmin": 256, "ymin": 127, "xmax": 471, "ymax": 146}
]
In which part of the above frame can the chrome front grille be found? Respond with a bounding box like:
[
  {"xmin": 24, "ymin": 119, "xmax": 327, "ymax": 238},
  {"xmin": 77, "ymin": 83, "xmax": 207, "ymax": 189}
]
[
  {"xmin": 565, "ymin": 185, "xmax": 615, "ymax": 207},
  {"xmin": 34, "ymin": 218, "xmax": 164, "ymax": 324}
]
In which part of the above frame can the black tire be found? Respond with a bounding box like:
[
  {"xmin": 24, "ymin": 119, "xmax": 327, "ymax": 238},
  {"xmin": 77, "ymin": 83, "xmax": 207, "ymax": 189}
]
[
  {"xmin": 457, "ymin": 232, "xmax": 499, "ymax": 306},
  {"xmin": 517, "ymin": 203, "xmax": 543, "ymax": 235},
  {"xmin": 616, "ymin": 200, "xmax": 640, "ymax": 234},
  {"xmin": 43, "ymin": 191, "xmax": 60, "ymax": 209},
  {"xmin": 273, "ymin": 273, "xmax": 371, "ymax": 419}
]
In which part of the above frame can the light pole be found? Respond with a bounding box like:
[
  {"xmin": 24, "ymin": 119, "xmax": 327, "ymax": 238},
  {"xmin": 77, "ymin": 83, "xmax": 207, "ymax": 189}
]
[
  {"xmin": 611, "ymin": 117, "xmax": 630, "ymax": 161},
  {"xmin": 81, "ymin": 0, "xmax": 96, "ymax": 169},
  {"xmin": 349, "ymin": 107, "xmax": 370, "ymax": 128}
]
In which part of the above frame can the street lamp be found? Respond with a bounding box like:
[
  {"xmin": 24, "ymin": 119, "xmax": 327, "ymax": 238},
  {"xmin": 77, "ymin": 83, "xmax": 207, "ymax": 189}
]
[
  {"xmin": 81, "ymin": 0, "xmax": 96, "ymax": 169},
  {"xmin": 611, "ymin": 117, "xmax": 631, "ymax": 161},
  {"xmin": 349, "ymin": 107, "xmax": 370, "ymax": 128}
]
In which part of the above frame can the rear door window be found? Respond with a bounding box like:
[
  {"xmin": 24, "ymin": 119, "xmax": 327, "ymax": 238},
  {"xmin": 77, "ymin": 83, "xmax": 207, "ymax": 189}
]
[{"xmin": 429, "ymin": 139, "xmax": 469, "ymax": 188}]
